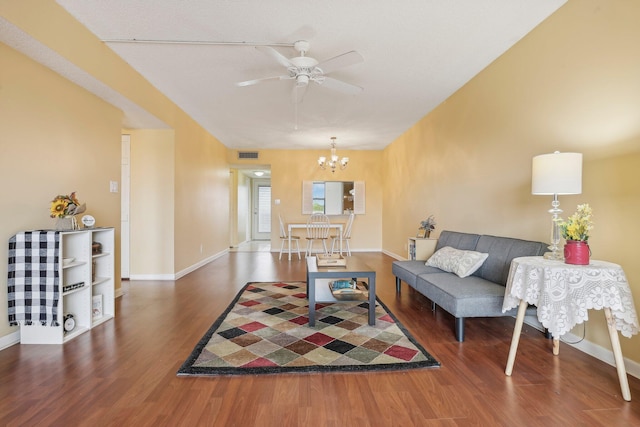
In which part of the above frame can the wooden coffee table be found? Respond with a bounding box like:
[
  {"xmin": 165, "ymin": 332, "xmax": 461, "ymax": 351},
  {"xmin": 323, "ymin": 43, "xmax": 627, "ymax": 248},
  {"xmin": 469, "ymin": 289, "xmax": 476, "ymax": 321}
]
[{"xmin": 305, "ymin": 256, "xmax": 376, "ymax": 326}]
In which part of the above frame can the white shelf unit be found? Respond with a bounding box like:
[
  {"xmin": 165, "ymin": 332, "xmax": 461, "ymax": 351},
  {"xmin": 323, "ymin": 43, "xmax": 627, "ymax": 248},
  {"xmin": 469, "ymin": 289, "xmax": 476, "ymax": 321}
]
[
  {"xmin": 19, "ymin": 228, "xmax": 115, "ymax": 344},
  {"xmin": 407, "ymin": 237, "xmax": 438, "ymax": 261},
  {"xmin": 91, "ymin": 228, "xmax": 115, "ymax": 327}
]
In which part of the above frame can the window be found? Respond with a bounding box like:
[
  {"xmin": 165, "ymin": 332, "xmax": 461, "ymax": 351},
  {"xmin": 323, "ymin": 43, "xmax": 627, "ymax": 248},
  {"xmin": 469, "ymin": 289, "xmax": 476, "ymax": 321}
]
[
  {"xmin": 257, "ymin": 185, "xmax": 271, "ymax": 233},
  {"xmin": 312, "ymin": 182, "xmax": 325, "ymax": 214}
]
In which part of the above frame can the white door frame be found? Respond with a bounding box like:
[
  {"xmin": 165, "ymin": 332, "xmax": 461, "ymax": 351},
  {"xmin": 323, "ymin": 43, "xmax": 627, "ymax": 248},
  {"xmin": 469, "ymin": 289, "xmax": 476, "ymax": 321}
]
[{"xmin": 121, "ymin": 135, "xmax": 130, "ymax": 279}]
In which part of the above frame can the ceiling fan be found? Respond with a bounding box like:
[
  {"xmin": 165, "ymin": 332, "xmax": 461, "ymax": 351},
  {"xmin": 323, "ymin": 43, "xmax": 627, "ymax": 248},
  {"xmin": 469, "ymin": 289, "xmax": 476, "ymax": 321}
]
[{"xmin": 236, "ymin": 40, "xmax": 364, "ymax": 104}]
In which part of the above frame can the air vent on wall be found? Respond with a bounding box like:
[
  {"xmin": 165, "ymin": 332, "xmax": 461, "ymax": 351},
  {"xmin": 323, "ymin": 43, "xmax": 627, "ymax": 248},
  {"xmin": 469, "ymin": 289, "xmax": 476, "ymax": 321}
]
[{"xmin": 238, "ymin": 151, "xmax": 259, "ymax": 159}]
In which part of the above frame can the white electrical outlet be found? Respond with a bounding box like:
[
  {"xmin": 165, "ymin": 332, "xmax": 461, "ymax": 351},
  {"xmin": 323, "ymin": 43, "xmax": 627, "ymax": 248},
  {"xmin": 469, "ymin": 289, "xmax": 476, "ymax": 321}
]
[{"xmin": 110, "ymin": 181, "xmax": 119, "ymax": 193}]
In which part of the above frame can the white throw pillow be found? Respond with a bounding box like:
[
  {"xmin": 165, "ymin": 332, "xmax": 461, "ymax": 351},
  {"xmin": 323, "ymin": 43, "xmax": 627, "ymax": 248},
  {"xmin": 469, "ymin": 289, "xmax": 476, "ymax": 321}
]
[{"xmin": 426, "ymin": 246, "xmax": 489, "ymax": 278}]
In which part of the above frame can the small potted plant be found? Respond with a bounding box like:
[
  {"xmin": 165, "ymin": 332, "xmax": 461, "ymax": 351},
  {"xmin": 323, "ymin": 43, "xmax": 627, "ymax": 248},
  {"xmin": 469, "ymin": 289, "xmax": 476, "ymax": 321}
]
[
  {"xmin": 418, "ymin": 214, "xmax": 436, "ymax": 238},
  {"xmin": 559, "ymin": 203, "xmax": 593, "ymax": 265}
]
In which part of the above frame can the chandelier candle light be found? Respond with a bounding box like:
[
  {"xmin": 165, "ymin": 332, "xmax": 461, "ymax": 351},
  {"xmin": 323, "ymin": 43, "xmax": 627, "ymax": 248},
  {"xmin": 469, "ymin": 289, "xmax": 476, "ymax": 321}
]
[
  {"xmin": 318, "ymin": 137, "xmax": 348, "ymax": 173},
  {"xmin": 531, "ymin": 151, "xmax": 582, "ymax": 260}
]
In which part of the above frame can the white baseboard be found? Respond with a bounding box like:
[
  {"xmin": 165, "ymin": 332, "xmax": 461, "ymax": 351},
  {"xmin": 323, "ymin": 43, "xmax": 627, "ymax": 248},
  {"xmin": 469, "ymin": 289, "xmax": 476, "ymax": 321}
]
[
  {"xmin": 510, "ymin": 309, "xmax": 639, "ymax": 379},
  {"xmin": 128, "ymin": 273, "xmax": 176, "ymax": 280},
  {"xmin": 174, "ymin": 248, "xmax": 229, "ymax": 280},
  {"xmin": 382, "ymin": 249, "xmax": 405, "ymax": 260},
  {"xmin": 560, "ymin": 331, "xmax": 640, "ymax": 379},
  {"xmin": 128, "ymin": 248, "xmax": 229, "ymax": 281},
  {"xmin": 0, "ymin": 330, "xmax": 20, "ymax": 351}
]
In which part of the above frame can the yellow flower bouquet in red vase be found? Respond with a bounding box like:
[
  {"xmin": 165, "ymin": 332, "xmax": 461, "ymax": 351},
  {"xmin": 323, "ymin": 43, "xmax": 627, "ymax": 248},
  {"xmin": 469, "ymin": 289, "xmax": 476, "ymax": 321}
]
[{"xmin": 559, "ymin": 204, "xmax": 593, "ymax": 265}]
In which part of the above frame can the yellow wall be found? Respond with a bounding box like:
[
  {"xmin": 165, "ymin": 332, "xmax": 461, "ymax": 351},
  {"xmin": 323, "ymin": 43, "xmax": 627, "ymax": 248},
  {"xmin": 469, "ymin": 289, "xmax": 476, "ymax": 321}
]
[
  {"xmin": 229, "ymin": 169, "xmax": 250, "ymax": 246},
  {"xmin": 0, "ymin": 42, "xmax": 123, "ymax": 338},
  {"xmin": 383, "ymin": 0, "xmax": 640, "ymax": 362},
  {"xmin": 125, "ymin": 129, "xmax": 175, "ymax": 276},
  {"xmin": 229, "ymin": 148, "xmax": 384, "ymax": 252},
  {"xmin": 172, "ymin": 115, "xmax": 229, "ymax": 272}
]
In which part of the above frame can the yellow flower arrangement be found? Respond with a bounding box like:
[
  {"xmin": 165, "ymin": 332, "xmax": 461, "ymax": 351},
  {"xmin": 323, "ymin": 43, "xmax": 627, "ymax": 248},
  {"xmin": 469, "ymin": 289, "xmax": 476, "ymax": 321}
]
[
  {"xmin": 559, "ymin": 203, "xmax": 593, "ymax": 242},
  {"xmin": 49, "ymin": 192, "xmax": 86, "ymax": 218}
]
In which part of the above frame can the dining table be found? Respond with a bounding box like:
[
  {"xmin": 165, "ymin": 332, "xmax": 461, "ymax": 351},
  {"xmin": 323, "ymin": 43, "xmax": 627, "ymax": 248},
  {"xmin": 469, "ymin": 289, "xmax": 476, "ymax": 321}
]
[{"xmin": 287, "ymin": 222, "xmax": 343, "ymax": 260}]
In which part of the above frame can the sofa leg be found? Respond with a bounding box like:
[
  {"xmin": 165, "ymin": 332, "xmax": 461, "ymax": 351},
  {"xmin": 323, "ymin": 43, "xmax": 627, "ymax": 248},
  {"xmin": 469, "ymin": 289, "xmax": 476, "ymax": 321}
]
[
  {"xmin": 455, "ymin": 318, "xmax": 465, "ymax": 342},
  {"xmin": 395, "ymin": 277, "xmax": 401, "ymax": 293}
]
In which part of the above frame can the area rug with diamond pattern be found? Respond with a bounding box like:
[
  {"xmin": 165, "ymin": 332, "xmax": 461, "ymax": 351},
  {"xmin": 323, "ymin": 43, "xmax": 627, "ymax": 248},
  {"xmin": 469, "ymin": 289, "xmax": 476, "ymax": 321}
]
[{"xmin": 177, "ymin": 281, "xmax": 440, "ymax": 376}]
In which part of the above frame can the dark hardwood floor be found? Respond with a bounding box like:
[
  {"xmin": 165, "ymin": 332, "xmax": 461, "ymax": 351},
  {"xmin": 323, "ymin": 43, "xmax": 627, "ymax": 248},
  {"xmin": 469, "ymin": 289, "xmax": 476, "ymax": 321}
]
[{"xmin": 1, "ymin": 252, "xmax": 639, "ymax": 426}]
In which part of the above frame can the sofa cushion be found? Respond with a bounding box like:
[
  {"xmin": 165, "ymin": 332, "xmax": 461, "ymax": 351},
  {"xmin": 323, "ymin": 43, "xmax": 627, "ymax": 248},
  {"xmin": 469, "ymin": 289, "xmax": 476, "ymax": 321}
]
[
  {"xmin": 473, "ymin": 235, "xmax": 548, "ymax": 285},
  {"xmin": 391, "ymin": 260, "xmax": 442, "ymax": 289},
  {"xmin": 426, "ymin": 246, "xmax": 489, "ymax": 278},
  {"xmin": 416, "ymin": 272, "xmax": 522, "ymax": 318},
  {"xmin": 435, "ymin": 230, "xmax": 481, "ymax": 252}
]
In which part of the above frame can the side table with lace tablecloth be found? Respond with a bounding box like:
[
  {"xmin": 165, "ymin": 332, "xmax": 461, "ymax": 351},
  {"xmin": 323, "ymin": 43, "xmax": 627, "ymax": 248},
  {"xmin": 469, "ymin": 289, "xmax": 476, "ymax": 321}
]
[{"xmin": 502, "ymin": 256, "xmax": 639, "ymax": 401}]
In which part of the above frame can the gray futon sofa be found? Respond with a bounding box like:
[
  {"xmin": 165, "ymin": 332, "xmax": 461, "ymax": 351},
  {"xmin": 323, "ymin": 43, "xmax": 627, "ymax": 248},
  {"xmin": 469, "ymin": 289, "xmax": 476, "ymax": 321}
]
[{"xmin": 393, "ymin": 230, "xmax": 547, "ymax": 342}]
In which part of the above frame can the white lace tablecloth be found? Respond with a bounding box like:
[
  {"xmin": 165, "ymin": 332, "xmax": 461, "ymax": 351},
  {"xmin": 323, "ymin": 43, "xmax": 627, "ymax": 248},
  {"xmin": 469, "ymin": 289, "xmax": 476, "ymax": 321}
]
[{"xmin": 503, "ymin": 256, "xmax": 639, "ymax": 339}]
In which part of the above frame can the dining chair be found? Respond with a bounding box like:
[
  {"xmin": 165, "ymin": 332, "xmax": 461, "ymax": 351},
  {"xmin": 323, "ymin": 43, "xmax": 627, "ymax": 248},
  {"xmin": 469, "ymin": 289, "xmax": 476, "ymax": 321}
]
[
  {"xmin": 330, "ymin": 212, "xmax": 355, "ymax": 256},
  {"xmin": 278, "ymin": 214, "xmax": 301, "ymax": 260},
  {"xmin": 305, "ymin": 214, "xmax": 331, "ymax": 257}
]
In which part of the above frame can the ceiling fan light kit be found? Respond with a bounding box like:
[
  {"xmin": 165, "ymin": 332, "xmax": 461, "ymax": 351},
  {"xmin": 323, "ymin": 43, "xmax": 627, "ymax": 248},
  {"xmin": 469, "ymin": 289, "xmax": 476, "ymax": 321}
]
[{"xmin": 236, "ymin": 40, "xmax": 364, "ymax": 103}]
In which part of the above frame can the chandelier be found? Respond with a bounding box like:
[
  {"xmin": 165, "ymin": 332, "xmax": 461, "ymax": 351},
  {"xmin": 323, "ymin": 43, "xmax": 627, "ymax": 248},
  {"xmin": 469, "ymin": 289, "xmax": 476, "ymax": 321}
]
[{"xmin": 318, "ymin": 137, "xmax": 348, "ymax": 173}]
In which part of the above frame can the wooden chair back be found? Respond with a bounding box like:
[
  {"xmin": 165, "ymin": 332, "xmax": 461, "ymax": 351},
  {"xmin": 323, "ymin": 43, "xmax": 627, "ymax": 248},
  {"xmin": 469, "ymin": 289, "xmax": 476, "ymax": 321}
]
[
  {"xmin": 343, "ymin": 213, "xmax": 355, "ymax": 239},
  {"xmin": 306, "ymin": 214, "xmax": 330, "ymax": 239}
]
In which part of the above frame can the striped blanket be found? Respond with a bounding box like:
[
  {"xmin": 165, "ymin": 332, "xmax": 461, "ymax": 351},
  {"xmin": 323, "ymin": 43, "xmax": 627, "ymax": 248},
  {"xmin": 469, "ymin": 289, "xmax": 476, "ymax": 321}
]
[{"xmin": 7, "ymin": 231, "xmax": 60, "ymax": 326}]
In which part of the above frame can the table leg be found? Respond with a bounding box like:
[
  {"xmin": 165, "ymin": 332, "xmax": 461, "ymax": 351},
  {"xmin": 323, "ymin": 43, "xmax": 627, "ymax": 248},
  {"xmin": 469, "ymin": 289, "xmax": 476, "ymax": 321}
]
[
  {"xmin": 308, "ymin": 275, "xmax": 316, "ymax": 327},
  {"xmin": 604, "ymin": 307, "xmax": 631, "ymax": 401},
  {"xmin": 368, "ymin": 274, "xmax": 376, "ymax": 326},
  {"xmin": 505, "ymin": 300, "xmax": 528, "ymax": 376}
]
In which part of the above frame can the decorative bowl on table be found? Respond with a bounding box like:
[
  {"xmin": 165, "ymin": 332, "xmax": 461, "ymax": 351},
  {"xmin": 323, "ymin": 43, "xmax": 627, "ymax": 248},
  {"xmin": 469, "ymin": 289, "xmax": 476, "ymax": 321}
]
[{"xmin": 329, "ymin": 280, "xmax": 364, "ymax": 300}]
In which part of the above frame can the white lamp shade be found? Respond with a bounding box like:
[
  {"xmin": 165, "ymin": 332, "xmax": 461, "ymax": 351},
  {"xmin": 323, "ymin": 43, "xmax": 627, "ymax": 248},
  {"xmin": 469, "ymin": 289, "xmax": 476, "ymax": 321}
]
[{"xmin": 531, "ymin": 152, "xmax": 582, "ymax": 195}]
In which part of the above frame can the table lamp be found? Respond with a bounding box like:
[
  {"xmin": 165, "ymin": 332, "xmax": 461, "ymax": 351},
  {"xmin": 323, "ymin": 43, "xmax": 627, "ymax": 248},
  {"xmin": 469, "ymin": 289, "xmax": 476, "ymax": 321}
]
[{"xmin": 531, "ymin": 151, "xmax": 582, "ymax": 260}]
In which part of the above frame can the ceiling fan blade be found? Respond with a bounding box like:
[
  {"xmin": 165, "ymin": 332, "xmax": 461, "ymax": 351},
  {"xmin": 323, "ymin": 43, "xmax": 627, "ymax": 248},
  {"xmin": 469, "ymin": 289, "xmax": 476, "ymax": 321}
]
[
  {"xmin": 317, "ymin": 76, "xmax": 363, "ymax": 95},
  {"xmin": 315, "ymin": 51, "xmax": 364, "ymax": 74},
  {"xmin": 256, "ymin": 46, "xmax": 294, "ymax": 68},
  {"xmin": 291, "ymin": 83, "xmax": 308, "ymax": 104},
  {"xmin": 236, "ymin": 75, "xmax": 292, "ymax": 87}
]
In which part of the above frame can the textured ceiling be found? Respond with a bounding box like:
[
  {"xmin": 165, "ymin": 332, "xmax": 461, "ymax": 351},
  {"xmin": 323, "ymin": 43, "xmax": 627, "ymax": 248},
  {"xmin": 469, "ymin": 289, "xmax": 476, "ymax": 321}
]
[{"xmin": 22, "ymin": 1, "xmax": 567, "ymax": 150}]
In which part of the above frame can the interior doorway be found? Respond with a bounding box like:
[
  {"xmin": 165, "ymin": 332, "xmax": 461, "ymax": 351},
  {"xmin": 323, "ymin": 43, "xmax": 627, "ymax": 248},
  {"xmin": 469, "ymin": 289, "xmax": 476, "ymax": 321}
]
[
  {"xmin": 229, "ymin": 167, "xmax": 272, "ymax": 251},
  {"xmin": 252, "ymin": 179, "xmax": 271, "ymax": 240}
]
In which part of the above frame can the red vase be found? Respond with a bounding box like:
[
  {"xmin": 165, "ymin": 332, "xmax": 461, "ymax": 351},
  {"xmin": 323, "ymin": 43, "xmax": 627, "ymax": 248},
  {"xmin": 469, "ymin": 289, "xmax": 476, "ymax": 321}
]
[{"xmin": 564, "ymin": 240, "xmax": 590, "ymax": 265}]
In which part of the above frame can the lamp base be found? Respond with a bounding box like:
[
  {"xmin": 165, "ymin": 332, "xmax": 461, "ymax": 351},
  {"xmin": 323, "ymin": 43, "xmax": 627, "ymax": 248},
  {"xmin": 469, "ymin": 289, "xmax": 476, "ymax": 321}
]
[{"xmin": 543, "ymin": 251, "xmax": 564, "ymax": 261}]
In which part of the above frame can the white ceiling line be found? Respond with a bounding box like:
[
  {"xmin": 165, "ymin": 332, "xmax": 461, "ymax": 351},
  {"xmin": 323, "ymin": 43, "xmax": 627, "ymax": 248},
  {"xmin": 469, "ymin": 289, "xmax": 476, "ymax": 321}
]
[{"xmin": 101, "ymin": 39, "xmax": 296, "ymax": 48}]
